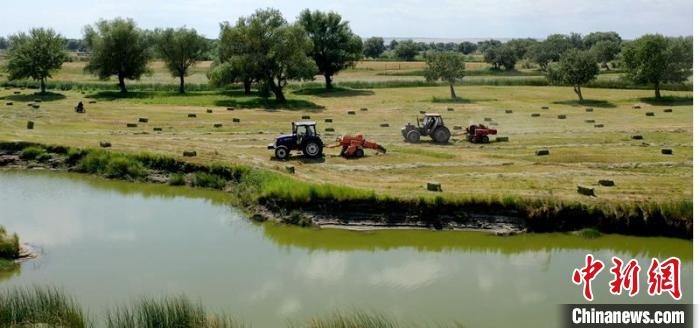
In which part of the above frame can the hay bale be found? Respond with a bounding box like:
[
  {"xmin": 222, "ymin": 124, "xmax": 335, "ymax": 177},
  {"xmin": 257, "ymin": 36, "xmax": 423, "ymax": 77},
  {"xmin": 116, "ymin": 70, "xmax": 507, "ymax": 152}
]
[
  {"xmin": 27, "ymin": 103, "xmax": 33, "ymax": 107},
  {"xmin": 598, "ymin": 179, "xmax": 615, "ymax": 187},
  {"xmin": 206, "ymin": 109, "xmax": 213, "ymax": 113},
  {"xmin": 380, "ymin": 123, "xmax": 390, "ymax": 127},
  {"xmin": 490, "ymin": 122, "xmax": 499, "ymax": 126},
  {"xmin": 188, "ymin": 113, "xmax": 197, "ymax": 118},
  {"xmin": 325, "ymin": 118, "xmax": 333, "ymax": 123},
  {"xmin": 495, "ymin": 136, "xmax": 509, "ymax": 142},
  {"xmin": 577, "ymin": 185, "xmax": 596, "ymax": 196},
  {"xmin": 213, "ymin": 123, "xmax": 223, "ymax": 128},
  {"xmin": 126, "ymin": 123, "xmax": 138, "ymax": 128},
  {"xmin": 347, "ymin": 111, "xmax": 356, "ymax": 115},
  {"xmin": 138, "ymin": 117, "xmax": 148, "ymax": 123},
  {"xmin": 447, "ymin": 107, "xmax": 454, "ymax": 112},
  {"xmin": 26, "ymin": 121, "xmax": 34, "ymax": 129},
  {"xmin": 5, "ymin": 102, "xmax": 12, "ymax": 106},
  {"xmin": 484, "ymin": 117, "xmax": 492, "ymax": 122},
  {"xmin": 232, "ymin": 118, "xmax": 240, "ymax": 123},
  {"xmin": 31, "ymin": 104, "xmax": 40, "ymax": 109},
  {"xmin": 535, "ymin": 149, "xmax": 549, "ymax": 156},
  {"xmin": 645, "ymin": 112, "xmax": 655, "ymax": 116},
  {"xmin": 426, "ymin": 182, "xmax": 442, "ymax": 192},
  {"xmin": 99, "ymin": 141, "xmax": 111, "ymax": 148},
  {"xmin": 227, "ymin": 107, "xmax": 235, "ymax": 111},
  {"xmin": 557, "ymin": 115, "xmax": 567, "ymax": 119},
  {"xmin": 594, "ymin": 124, "xmax": 605, "ymax": 128},
  {"xmin": 13, "ymin": 91, "xmax": 20, "ymax": 95},
  {"xmin": 585, "ymin": 119, "xmax": 596, "ymax": 123},
  {"xmin": 664, "ymin": 108, "xmax": 673, "ymax": 113},
  {"xmin": 361, "ymin": 107, "xmax": 368, "ymax": 111},
  {"xmin": 661, "ymin": 148, "xmax": 673, "ymax": 155},
  {"xmin": 419, "ymin": 110, "xmax": 426, "ymax": 114},
  {"xmin": 301, "ymin": 115, "xmax": 311, "ymax": 119},
  {"xmin": 153, "ymin": 127, "xmax": 163, "ymax": 131},
  {"xmin": 453, "ymin": 125, "xmax": 463, "ymax": 130},
  {"xmin": 541, "ymin": 106, "xmax": 549, "ymax": 110},
  {"xmin": 505, "ymin": 109, "xmax": 513, "ymax": 114},
  {"xmin": 585, "ymin": 108, "xmax": 593, "ymax": 112},
  {"xmin": 325, "ymin": 128, "xmax": 335, "ymax": 132},
  {"xmin": 633, "ymin": 105, "xmax": 641, "ymax": 109},
  {"xmin": 183, "ymin": 150, "xmax": 197, "ymax": 157},
  {"xmin": 88, "ymin": 100, "xmax": 97, "ymax": 104},
  {"xmin": 285, "ymin": 165, "xmax": 295, "ymax": 174},
  {"xmin": 531, "ymin": 113, "xmax": 540, "ymax": 117},
  {"xmin": 631, "ymin": 135, "xmax": 643, "ymax": 140},
  {"xmin": 34, "ymin": 99, "xmax": 42, "ymax": 103}
]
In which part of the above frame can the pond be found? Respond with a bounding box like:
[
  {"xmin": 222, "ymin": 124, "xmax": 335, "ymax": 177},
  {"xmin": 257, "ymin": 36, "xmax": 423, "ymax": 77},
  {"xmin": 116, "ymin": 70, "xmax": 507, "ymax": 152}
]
[{"xmin": 0, "ymin": 170, "xmax": 692, "ymax": 327}]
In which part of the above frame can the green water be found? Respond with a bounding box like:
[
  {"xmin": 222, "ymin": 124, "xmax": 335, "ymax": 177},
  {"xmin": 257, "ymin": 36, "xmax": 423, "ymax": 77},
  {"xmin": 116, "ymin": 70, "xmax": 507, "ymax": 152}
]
[{"xmin": 0, "ymin": 170, "xmax": 692, "ymax": 327}]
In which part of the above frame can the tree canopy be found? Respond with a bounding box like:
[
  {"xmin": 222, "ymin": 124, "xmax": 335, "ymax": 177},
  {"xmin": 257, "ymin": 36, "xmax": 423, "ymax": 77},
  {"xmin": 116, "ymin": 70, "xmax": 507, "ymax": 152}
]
[
  {"xmin": 484, "ymin": 45, "xmax": 517, "ymax": 70},
  {"xmin": 83, "ymin": 18, "xmax": 151, "ymax": 93},
  {"xmin": 153, "ymin": 27, "xmax": 209, "ymax": 93},
  {"xmin": 363, "ymin": 37, "xmax": 385, "ymax": 58},
  {"xmin": 298, "ymin": 9, "xmax": 363, "ymax": 89},
  {"xmin": 457, "ymin": 41, "xmax": 477, "ymax": 55},
  {"xmin": 546, "ymin": 49, "xmax": 599, "ymax": 101},
  {"xmin": 394, "ymin": 40, "xmax": 419, "ymax": 61},
  {"xmin": 6, "ymin": 28, "xmax": 67, "ymax": 93},
  {"xmin": 622, "ymin": 34, "xmax": 692, "ymax": 99},
  {"xmin": 424, "ymin": 51, "xmax": 466, "ymax": 99}
]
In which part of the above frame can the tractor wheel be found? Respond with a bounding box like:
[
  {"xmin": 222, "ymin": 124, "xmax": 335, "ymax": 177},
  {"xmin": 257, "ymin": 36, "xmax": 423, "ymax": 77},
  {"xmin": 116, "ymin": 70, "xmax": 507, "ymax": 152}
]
[
  {"xmin": 274, "ymin": 146, "xmax": 289, "ymax": 160},
  {"xmin": 481, "ymin": 136, "xmax": 490, "ymax": 144},
  {"xmin": 355, "ymin": 148, "xmax": 364, "ymax": 158},
  {"xmin": 431, "ymin": 126, "xmax": 451, "ymax": 144},
  {"xmin": 406, "ymin": 130, "xmax": 420, "ymax": 143},
  {"xmin": 303, "ymin": 141, "xmax": 323, "ymax": 158}
]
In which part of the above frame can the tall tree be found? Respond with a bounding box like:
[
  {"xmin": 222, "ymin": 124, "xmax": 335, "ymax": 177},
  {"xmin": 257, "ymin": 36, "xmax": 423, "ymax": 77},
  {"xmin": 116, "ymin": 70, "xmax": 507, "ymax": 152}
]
[
  {"xmin": 394, "ymin": 40, "xmax": 419, "ymax": 61},
  {"xmin": 590, "ymin": 40, "xmax": 621, "ymax": 70},
  {"xmin": 153, "ymin": 27, "xmax": 209, "ymax": 93},
  {"xmin": 83, "ymin": 18, "xmax": 151, "ymax": 93},
  {"xmin": 484, "ymin": 44, "xmax": 517, "ymax": 70},
  {"xmin": 506, "ymin": 38, "xmax": 537, "ymax": 60},
  {"xmin": 0, "ymin": 36, "xmax": 9, "ymax": 49},
  {"xmin": 622, "ymin": 34, "xmax": 692, "ymax": 99},
  {"xmin": 546, "ymin": 49, "xmax": 599, "ymax": 102},
  {"xmin": 424, "ymin": 51, "xmax": 466, "ymax": 99},
  {"xmin": 583, "ymin": 32, "xmax": 622, "ymax": 49},
  {"xmin": 457, "ymin": 41, "xmax": 477, "ymax": 55},
  {"xmin": 6, "ymin": 28, "xmax": 67, "ymax": 93},
  {"xmin": 363, "ymin": 37, "xmax": 385, "ymax": 58},
  {"xmin": 298, "ymin": 9, "xmax": 363, "ymax": 89}
]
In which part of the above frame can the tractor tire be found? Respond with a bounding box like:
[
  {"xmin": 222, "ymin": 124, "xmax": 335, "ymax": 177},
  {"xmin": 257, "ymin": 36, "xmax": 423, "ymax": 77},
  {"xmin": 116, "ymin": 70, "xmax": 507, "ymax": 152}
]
[
  {"xmin": 303, "ymin": 141, "xmax": 323, "ymax": 158},
  {"xmin": 431, "ymin": 126, "xmax": 451, "ymax": 144},
  {"xmin": 274, "ymin": 146, "xmax": 289, "ymax": 160},
  {"xmin": 481, "ymin": 136, "xmax": 490, "ymax": 144},
  {"xmin": 355, "ymin": 148, "xmax": 364, "ymax": 158},
  {"xmin": 405, "ymin": 130, "xmax": 420, "ymax": 143}
]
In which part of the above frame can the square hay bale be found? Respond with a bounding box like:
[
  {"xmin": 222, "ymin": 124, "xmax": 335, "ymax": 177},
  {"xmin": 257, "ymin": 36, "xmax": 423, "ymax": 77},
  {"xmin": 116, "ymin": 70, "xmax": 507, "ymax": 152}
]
[
  {"xmin": 633, "ymin": 105, "xmax": 641, "ymax": 109},
  {"xmin": 585, "ymin": 119, "xmax": 596, "ymax": 123},
  {"xmin": 505, "ymin": 109, "xmax": 513, "ymax": 114},
  {"xmin": 206, "ymin": 109, "xmax": 213, "ymax": 113},
  {"xmin": 285, "ymin": 165, "xmax": 295, "ymax": 174},
  {"xmin": 138, "ymin": 117, "xmax": 149, "ymax": 123},
  {"xmin": 31, "ymin": 104, "xmax": 40, "ymax": 109},
  {"xmin": 88, "ymin": 100, "xmax": 97, "ymax": 104},
  {"xmin": 380, "ymin": 123, "xmax": 390, "ymax": 127},
  {"xmin": 34, "ymin": 99, "xmax": 42, "ymax": 103},
  {"xmin": 419, "ymin": 110, "xmax": 426, "ymax": 114},
  {"xmin": 484, "ymin": 117, "xmax": 492, "ymax": 122},
  {"xmin": 5, "ymin": 102, "xmax": 12, "ymax": 106},
  {"xmin": 27, "ymin": 103, "xmax": 33, "ymax": 107},
  {"xmin": 598, "ymin": 179, "xmax": 615, "ymax": 187},
  {"xmin": 631, "ymin": 135, "xmax": 643, "ymax": 140},
  {"xmin": 661, "ymin": 148, "xmax": 673, "ymax": 155},
  {"xmin": 347, "ymin": 111, "xmax": 356, "ymax": 115},
  {"xmin": 227, "ymin": 107, "xmax": 235, "ymax": 111},
  {"xmin": 531, "ymin": 113, "xmax": 540, "ymax": 117},
  {"xmin": 577, "ymin": 185, "xmax": 596, "ymax": 196},
  {"xmin": 447, "ymin": 108, "xmax": 454, "ymax": 112},
  {"xmin": 99, "ymin": 141, "xmax": 112, "ymax": 148},
  {"xmin": 426, "ymin": 182, "xmax": 442, "ymax": 192},
  {"xmin": 535, "ymin": 149, "xmax": 549, "ymax": 156},
  {"xmin": 361, "ymin": 107, "xmax": 368, "ymax": 111},
  {"xmin": 645, "ymin": 112, "xmax": 655, "ymax": 116},
  {"xmin": 126, "ymin": 123, "xmax": 138, "ymax": 128},
  {"xmin": 325, "ymin": 118, "xmax": 333, "ymax": 123},
  {"xmin": 153, "ymin": 127, "xmax": 163, "ymax": 131},
  {"xmin": 664, "ymin": 108, "xmax": 673, "ymax": 113},
  {"xmin": 491, "ymin": 122, "xmax": 499, "ymax": 126},
  {"xmin": 26, "ymin": 121, "xmax": 34, "ymax": 129},
  {"xmin": 453, "ymin": 125, "xmax": 463, "ymax": 130},
  {"xmin": 325, "ymin": 128, "xmax": 335, "ymax": 132},
  {"xmin": 188, "ymin": 113, "xmax": 198, "ymax": 118},
  {"xmin": 495, "ymin": 136, "xmax": 509, "ymax": 142},
  {"xmin": 585, "ymin": 108, "xmax": 593, "ymax": 112},
  {"xmin": 557, "ymin": 115, "xmax": 567, "ymax": 119},
  {"xmin": 13, "ymin": 91, "xmax": 21, "ymax": 95},
  {"xmin": 594, "ymin": 124, "xmax": 605, "ymax": 128},
  {"xmin": 232, "ymin": 118, "xmax": 240, "ymax": 123},
  {"xmin": 541, "ymin": 106, "xmax": 549, "ymax": 110},
  {"xmin": 183, "ymin": 150, "xmax": 197, "ymax": 157},
  {"xmin": 301, "ymin": 115, "xmax": 311, "ymax": 119},
  {"xmin": 213, "ymin": 123, "xmax": 223, "ymax": 128}
]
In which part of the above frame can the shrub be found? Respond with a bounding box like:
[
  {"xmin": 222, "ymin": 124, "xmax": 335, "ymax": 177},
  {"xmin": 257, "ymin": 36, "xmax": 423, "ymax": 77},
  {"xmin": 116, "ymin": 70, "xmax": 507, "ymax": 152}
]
[
  {"xmin": 168, "ymin": 173, "xmax": 186, "ymax": 186},
  {"xmin": 0, "ymin": 226, "xmax": 19, "ymax": 259},
  {"xmin": 106, "ymin": 296, "xmax": 241, "ymax": 328},
  {"xmin": 192, "ymin": 172, "xmax": 226, "ymax": 189},
  {"xmin": 0, "ymin": 286, "xmax": 86, "ymax": 328},
  {"xmin": 103, "ymin": 156, "xmax": 147, "ymax": 180},
  {"xmin": 283, "ymin": 210, "xmax": 313, "ymax": 227},
  {"xmin": 18, "ymin": 146, "xmax": 47, "ymax": 160}
]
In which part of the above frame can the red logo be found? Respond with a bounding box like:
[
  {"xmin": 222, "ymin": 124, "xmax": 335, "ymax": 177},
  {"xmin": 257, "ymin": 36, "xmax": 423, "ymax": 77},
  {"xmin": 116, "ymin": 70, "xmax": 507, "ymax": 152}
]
[
  {"xmin": 572, "ymin": 254, "xmax": 605, "ymax": 301},
  {"xmin": 609, "ymin": 257, "xmax": 640, "ymax": 297},
  {"xmin": 647, "ymin": 257, "xmax": 682, "ymax": 300}
]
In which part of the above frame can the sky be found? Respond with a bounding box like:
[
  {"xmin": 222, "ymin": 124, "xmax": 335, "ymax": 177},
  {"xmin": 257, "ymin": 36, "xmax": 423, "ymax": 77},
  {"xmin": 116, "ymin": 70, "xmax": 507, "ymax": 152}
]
[{"xmin": 0, "ymin": 0, "xmax": 692, "ymax": 40}]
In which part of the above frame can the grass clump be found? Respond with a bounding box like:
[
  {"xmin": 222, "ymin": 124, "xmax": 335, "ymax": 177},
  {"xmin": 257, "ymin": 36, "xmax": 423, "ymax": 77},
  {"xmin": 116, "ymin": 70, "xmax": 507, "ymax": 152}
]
[
  {"xmin": 168, "ymin": 173, "xmax": 187, "ymax": 186},
  {"xmin": 18, "ymin": 146, "xmax": 49, "ymax": 161},
  {"xmin": 301, "ymin": 311, "xmax": 402, "ymax": 328},
  {"xmin": 576, "ymin": 228, "xmax": 602, "ymax": 239},
  {"xmin": 192, "ymin": 172, "xmax": 227, "ymax": 189},
  {"xmin": 0, "ymin": 226, "xmax": 19, "ymax": 259},
  {"xmin": 282, "ymin": 210, "xmax": 313, "ymax": 227},
  {"xmin": 0, "ymin": 286, "xmax": 87, "ymax": 328},
  {"xmin": 106, "ymin": 295, "xmax": 242, "ymax": 328},
  {"xmin": 77, "ymin": 151, "xmax": 146, "ymax": 180}
]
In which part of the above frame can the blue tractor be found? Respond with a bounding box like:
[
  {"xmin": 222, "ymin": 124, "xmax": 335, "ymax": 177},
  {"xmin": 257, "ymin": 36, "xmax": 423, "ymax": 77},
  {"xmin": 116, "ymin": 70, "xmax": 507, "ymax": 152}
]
[{"xmin": 268, "ymin": 121, "xmax": 324, "ymax": 160}]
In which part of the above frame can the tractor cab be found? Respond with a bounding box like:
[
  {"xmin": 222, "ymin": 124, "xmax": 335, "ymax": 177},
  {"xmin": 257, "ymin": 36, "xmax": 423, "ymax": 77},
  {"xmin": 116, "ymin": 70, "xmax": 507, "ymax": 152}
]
[
  {"xmin": 268, "ymin": 121, "xmax": 324, "ymax": 160},
  {"xmin": 418, "ymin": 113, "xmax": 443, "ymax": 134},
  {"xmin": 402, "ymin": 113, "xmax": 451, "ymax": 144},
  {"xmin": 293, "ymin": 121, "xmax": 317, "ymax": 141}
]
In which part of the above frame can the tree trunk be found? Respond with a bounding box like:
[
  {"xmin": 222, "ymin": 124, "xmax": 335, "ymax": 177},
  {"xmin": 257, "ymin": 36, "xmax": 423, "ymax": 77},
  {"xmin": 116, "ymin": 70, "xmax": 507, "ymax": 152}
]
[
  {"xmin": 179, "ymin": 74, "xmax": 185, "ymax": 94},
  {"xmin": 449, "ymin": 83, "xmax": 456, "ymax": 99},
  {"xmin": 243, "ymin": 79, "xmax": 252, "ymax": 95},
  {"xmin": 40, "ymin": 78, "xmax": 46, "ymax": 94},
  {"xmin": 270, "ymin": 79, "xmax": 286, "ymax": 102},
  {"xmin": 324, "ymin": 74, "xmax": 333, "ymax": 89},
  {"xmin": 118, "ymin": 74, "xmax": 127, "ymax": 93},
  {"xmin": 574, "ymin": 85, "xmax": 583, "ymax": 102},
  {"xmin": 654, "ymin": 82, "xmax": 661, "ymax": 99}
]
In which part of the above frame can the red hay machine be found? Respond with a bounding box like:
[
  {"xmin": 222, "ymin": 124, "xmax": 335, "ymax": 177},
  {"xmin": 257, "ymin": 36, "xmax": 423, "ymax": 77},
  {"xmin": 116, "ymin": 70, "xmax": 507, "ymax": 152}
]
[
  {"xmin": 329, "ymin": 134, "xmax": 386, "ymax": 158},
  {"xmin": 465, "ymin": 124, "xmax": 498, "ymax": 143}
]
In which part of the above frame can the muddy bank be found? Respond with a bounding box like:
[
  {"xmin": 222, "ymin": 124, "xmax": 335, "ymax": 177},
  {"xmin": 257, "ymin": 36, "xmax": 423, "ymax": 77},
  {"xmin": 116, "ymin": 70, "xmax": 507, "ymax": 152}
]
[{"xmin": 0, "ymin": 141, "xmax": 692, "ymax": 239}]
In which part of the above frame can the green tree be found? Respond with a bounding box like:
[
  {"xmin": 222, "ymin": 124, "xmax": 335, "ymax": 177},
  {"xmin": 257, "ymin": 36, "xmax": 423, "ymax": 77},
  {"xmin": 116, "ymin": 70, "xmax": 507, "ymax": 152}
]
[
  {"xmin": 298, "ymin": 9, "xmax": 363, "ymax": 89},
  {"xmin": 546, "ymin": 49, "xmax": 599, "ymax": 102},
  {"xmin": 484, "ymin": 45, "xmax": 517, "ymax": 70},
  {"xmin": 394, "ymin": 40, "xmax": 419, "ymax": 61},
  {"xmin": 0, "ymin": 36, "xmax": 8, "ymax": 49},
  {"xmin": 6, "ymin": 28, "xmax": 67, "ymax": 93},
  {"xmin": 622, "ymin": 34, "xmax": 692, "ymax": 99},
  {"xmin": 583, "ymin": 32, "xmax": 622, "ymax": 49},
  {"xmin": 153, "ymin": 27, "xmax": 209, "ymax": 93},
  {"xmin": 363, "ymin": 37, "xmax": 385, "ymax": 58},
  {"xmin": 424, "ymin": 51, "xmax": 466, "ymax": 99},
  {"xmin": 457, "ymin": 41, "xmax": 477, "ymax": 55},
  {"xmin": 506, "ymin": 38, "xmax": 537, "ymax": 60},
  {"xmin": 477, "ymin": 39, "xmax": 502, "ymax": 53},
  {"xmin": 215, "ymin": 20, "xmax": 260, "ymax": 95},
  {"xmin": 590, "ymin": 40, "xmax": 621, "ymax": 70},
  {"xmin": 83, "ymin": 18, "xmax": 151, "ymax": 93}
]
